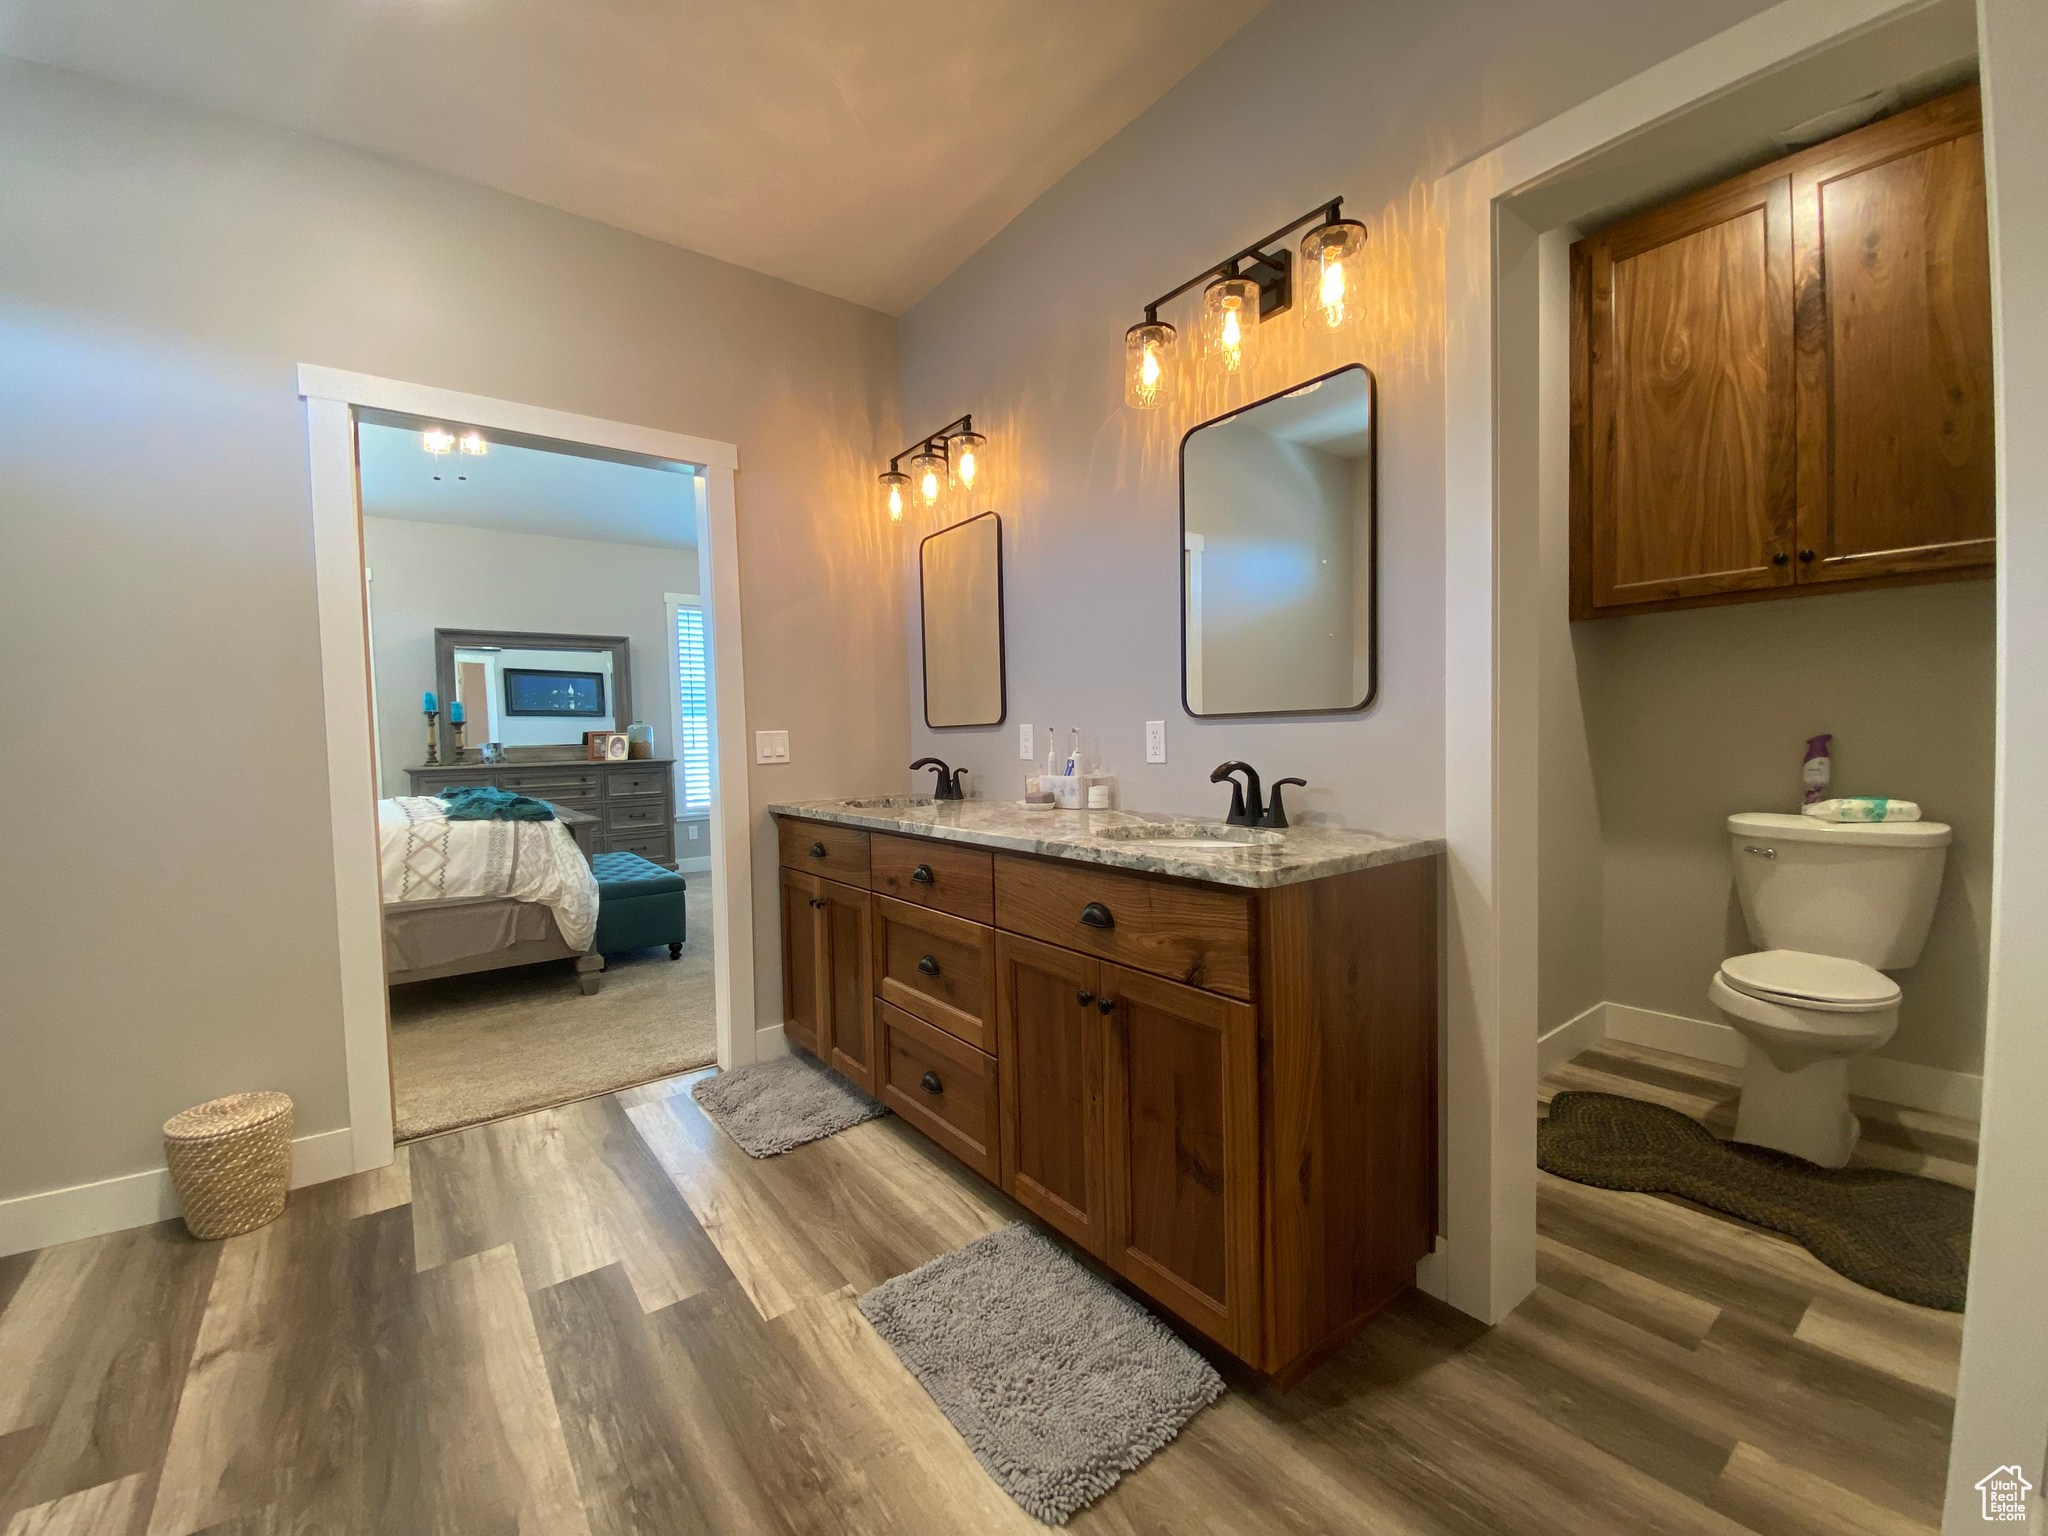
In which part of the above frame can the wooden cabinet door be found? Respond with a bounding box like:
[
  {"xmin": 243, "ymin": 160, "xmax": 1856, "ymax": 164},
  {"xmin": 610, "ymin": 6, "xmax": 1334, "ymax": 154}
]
[
  {"xmin": 1100, "ymin": 965, "xmax": 1260, "ymax": 1357},
  {"xmin": 1581, "ymin": 169, "xmax": 1796, "ymax": 613},
  {"xmin": 995, "ymin": 933, "xmax": 1107, "ymax": 1258},
  {"xmin": 1792, "ymin": 88, "xmax": 1993, "ymax": 582},
  {"xmin": 816, "ymin": 877, "xmax": 876, "ymax": 1092},
  {"xmin": 778, "ymin": 868, "xmax": 823, "ymax": 1055}
]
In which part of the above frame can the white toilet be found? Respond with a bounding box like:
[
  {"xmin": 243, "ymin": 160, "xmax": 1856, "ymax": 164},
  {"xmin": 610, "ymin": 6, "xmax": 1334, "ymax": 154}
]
[{"xmin": 1712, "ymin": 811, "xmax": 1950, "ymax": 1167}]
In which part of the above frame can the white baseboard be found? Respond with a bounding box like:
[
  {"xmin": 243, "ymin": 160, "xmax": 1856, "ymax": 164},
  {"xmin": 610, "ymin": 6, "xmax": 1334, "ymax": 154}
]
[
  {"xmin": 1413, "ymin": 1239, "xmax": 1449, "ymax": 1302},
  {"xmin": 1537, "ymin": 1003, "xmax": 1608, "ymax": 1078},
  {"xmin": 0, "ymin": 1127, "xmax": 358, "ymax": 1259},
  {"xmin": 675, "ymin": 856, "xmax": 712, "ymax": 875},
  {"xmin": 1596, "ymin": 1002, "xmax": 1982, "ymax": 1121},
  {"xmin": 752, "ymin": 1023, "xmax": 790, "ymax": 1063}
]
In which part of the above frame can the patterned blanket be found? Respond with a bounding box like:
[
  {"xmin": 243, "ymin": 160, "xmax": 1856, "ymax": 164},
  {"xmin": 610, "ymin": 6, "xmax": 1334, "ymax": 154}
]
[{"xmin": 377, "ymin": 796, "xmax": 599, "ymax": 952}]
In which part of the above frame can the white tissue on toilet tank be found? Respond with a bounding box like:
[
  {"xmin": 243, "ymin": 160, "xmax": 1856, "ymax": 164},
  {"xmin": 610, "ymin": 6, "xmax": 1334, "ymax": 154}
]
[{"xmin": 1727, "ymin": 812, "xmax": 1950, "ymax": 968}]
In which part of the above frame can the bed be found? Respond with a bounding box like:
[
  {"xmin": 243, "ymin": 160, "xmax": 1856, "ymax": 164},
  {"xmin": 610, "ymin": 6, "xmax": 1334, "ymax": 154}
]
[{"xmin": 379, "ymin": 796, "xmax": 607, "ymax": 994}]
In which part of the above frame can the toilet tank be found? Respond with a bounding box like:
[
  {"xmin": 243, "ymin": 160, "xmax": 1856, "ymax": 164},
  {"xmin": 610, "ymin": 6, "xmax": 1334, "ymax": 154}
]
[{"xmin": 1728, "ymin": 813, "xmax": 1951, "ymax": 969}]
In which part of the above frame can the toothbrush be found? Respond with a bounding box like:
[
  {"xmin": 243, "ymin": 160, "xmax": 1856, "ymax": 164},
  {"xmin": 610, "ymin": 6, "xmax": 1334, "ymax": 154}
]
[{"xmin": 1065, "ymin": 728, "xmax": 1079, "ymax": 775}]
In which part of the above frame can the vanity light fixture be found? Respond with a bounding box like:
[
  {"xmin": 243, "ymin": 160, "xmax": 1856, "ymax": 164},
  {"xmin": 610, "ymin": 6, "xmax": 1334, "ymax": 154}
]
[
  {"xmin": 877, "ymin": 415, "xmax": 983, "ymax": 524},
  {"xmin": 458, "ymin": 430, "xmax": 488, "ymax": 456},
  {"xmin": 421, "ymin": 426, "xmax": 455, "ymax": 455},
  {"xmin": 1123, "ymin": 197, "xmax": 1361, "ymax": 408}
]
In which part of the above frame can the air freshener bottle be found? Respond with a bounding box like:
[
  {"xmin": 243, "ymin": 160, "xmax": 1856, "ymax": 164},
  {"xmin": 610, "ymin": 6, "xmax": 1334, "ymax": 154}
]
[{"xmin": 1802, "ymin": 734, "xmax": 1833, "ymax": 806}]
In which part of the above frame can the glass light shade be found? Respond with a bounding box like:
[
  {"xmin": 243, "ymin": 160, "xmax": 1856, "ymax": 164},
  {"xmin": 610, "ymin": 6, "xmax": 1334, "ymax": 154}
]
[
  {"xmin": 1201, "ymin": 276, "xmax": 1261, "ymax": 372},
  {"xmin": 421, "ymin": 427, "xmax": 454, "ymax": 455},
  {"xmin": 879, "ymin": 470, "xmax": 910, "ymax": 523},
  {"xmin": 1301, "ymin": 219, "xmax": 1369, "ymax": 330},
  {"xmin": 1125, "ymin": 321, "xmax": 1176, "ymax": 409},
  {"xmin": 458, "ymin": 430, "xmax": 488, "ymax": 456},
  {"xmin": 948, "ymin": 431, "xmax": 987, "ymax": 495},
  {"xmin": 908, "ymin": 448, "xmax": 949, "ymax": 513}
]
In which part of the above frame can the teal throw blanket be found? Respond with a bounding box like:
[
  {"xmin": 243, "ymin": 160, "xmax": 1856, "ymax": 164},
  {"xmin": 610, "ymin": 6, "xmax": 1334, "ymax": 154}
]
[{"xmin": 438, "ymin": 784, "xmax": 557, "ymax": 822}]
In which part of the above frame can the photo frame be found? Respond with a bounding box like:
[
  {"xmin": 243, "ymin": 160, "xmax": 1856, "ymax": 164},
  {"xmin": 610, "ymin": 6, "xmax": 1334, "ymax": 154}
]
[{"xmin": 587, "ymin": 731, "xmax": 630, "ymax": 762}]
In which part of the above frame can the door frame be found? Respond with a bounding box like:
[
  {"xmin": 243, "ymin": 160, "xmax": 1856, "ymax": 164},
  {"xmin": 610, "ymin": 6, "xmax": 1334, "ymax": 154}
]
[
  {"xmin": 299, "ymin": 365, "xmax": 756, "ymax": 1176},
  {"xmin": 1438, "ymin": 0, "xmax": 2048, "ymax": 1522}
]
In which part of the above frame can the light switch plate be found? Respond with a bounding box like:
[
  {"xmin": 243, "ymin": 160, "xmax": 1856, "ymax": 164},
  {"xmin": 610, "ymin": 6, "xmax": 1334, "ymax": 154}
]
[
  {"xmin": 1019, "ymin": 723, "xmax": 1034, "ymax": 760},
  {"xmin": 1145, "ymin": 720, "xmax": 1167, "ymax": 764},
  {"xmin": 755, "ymin": 729, "xmax": 790, "ymax": 764}
]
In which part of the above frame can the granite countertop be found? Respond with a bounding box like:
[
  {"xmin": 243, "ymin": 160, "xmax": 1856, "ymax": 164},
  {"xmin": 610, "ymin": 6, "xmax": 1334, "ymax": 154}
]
[{"xmin": 767, "ymin": 796, "xmax": 1444, "ymax": 890}]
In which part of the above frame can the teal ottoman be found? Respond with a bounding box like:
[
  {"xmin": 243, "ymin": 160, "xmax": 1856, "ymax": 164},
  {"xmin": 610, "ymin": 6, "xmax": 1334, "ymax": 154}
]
[{"xmin": 591, "ymin": 852, "xmax": 688, "ymax": 958}]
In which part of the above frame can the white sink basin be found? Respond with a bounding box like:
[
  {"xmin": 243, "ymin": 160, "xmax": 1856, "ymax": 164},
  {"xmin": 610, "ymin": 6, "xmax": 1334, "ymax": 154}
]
[{"xmin": 1096, "ymin": 822, "xmax": 1284, "ymax": 850}]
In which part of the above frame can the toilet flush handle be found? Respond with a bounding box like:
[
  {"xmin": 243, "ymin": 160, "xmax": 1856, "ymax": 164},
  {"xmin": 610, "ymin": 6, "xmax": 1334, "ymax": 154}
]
[{"xmin": 1743, "ymin": 845, "xmax": 1778, "ymax": 860}]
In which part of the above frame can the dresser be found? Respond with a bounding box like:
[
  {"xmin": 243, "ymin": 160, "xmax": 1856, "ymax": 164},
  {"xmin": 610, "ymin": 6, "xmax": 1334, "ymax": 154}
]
[
  {"xmin": 770, "ymin": 797, "xmax": 1443, "ymax": 1385},
  {"xmin": 408, "ymin": 757, "xmax": 677, "ymax": 868}
]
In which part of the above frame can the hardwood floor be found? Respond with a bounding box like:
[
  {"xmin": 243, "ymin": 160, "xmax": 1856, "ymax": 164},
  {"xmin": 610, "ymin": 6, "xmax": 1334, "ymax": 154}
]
[{"xmin": 0, "ymin": 1047, "xmax": 1966, "ymax": 1535}]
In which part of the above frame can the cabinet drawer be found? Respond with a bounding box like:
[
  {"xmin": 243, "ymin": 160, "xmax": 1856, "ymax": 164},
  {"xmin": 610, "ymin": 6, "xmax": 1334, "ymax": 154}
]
[
  {"xmin": 871, "ymin": 834, "xmax": 994, "ymax": 924},
  {"xmin": 993, "ymin": 854, "xmax": 1253, "ymax": 1001},
  {"xmin": 877, "ymin": 1001, "xmax": 1000, "ymax": 1183},
  {"xmin": 605, "ymin": 829, "xmax": 675, "ymax": 865},
  {"xmin": 606, "ymin": 798, "xmax": 668, "ymax": 832},
  {"xmin": 606, "ymin": 767, "xmax": 671, "ymax": 800},
  {"xmin": 872, "ymin": 895, "xmax": 996, "ymax": 1053},
  {"xmin": 410, "ymin": 771, "xmax": 493, "ymax": 796},
  {"xmin": 777, "ymin": 818, "xmax": 870, "ymax": 886},
  {"xmin": 501, "ymin": 765, "xmax": 601, "ymax": 792}
]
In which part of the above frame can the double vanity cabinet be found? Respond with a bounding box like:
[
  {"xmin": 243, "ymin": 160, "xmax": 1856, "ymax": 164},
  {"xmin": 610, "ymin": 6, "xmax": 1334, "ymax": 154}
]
[{"xmin": 771, "ymin": 798, "xmax": 1443, "ymax": 1383}]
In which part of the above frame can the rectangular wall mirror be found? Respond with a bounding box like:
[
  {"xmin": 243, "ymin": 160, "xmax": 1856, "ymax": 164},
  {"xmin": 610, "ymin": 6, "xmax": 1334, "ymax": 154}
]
[
  {"xmin": 1181, "ymin": 363, "xmax": 1377, "ymax": 717},
  {"xmin": 921, "ymin": 511, "xmax": 1006, "ymax": 728},
  {"xmin": 433, "ymin": 628, "xmax": 632, "ymax": 759}
]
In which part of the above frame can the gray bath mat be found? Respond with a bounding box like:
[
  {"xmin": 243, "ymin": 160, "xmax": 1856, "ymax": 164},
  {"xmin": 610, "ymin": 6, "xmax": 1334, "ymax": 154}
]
[
  {"xmin": 859, "ymin": 1222, "xmax": 1224, "ymax": 1525},
  {"xmin": 689, "ymin": 1049, "xmax": 885, "ymax": 1157}
]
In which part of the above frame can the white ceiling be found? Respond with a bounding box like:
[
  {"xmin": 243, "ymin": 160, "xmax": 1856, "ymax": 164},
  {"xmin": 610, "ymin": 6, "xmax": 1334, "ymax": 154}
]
[
  {"xmin": 358, "ymin": 421, "xmax": 697, "ymax": 548},
  {"xmin": 0, "ymin": 0, "xmax": 1271, "ymax": 314}
]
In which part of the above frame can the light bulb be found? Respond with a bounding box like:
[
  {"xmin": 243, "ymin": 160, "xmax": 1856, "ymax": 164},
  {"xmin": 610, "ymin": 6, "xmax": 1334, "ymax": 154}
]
[
  {"xmin": 908, "ymin": 448, "xmax": 948, "ymax": 513},
  {"xmin": 458, "ymin": 431, "xmax": 488, "ymax": 456},
  {"xmin": 1202, "ymin": 275, "xmax": 1261, "ymax": 373},
  {"xmin": 1300, "ymin": 219, "xmax": 1368, "ymax": 331},
  {"xmin": 421, "ymin": 427, "xmax": 454, "ymax": 455},
  {"xmin": 879, "ymin": 470, "xmax": 909, "ymax": 524},
  {"xmin": 949, "ymin": 430, "xmax": 986, "ymax": 495},
  {"xmin": 1124, "ymin": 321, "xmax": 1176, "ymax": 409}
]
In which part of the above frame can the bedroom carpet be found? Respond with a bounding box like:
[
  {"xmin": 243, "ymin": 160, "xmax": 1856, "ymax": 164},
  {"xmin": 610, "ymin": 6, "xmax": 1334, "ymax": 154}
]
[{"xmin": 391, "ymin": 883, "xmax": 715, "ymax": 1141}]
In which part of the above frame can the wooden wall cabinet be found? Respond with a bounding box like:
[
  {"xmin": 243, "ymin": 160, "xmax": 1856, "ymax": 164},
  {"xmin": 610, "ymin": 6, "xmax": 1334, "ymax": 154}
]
[
  {"xmin": 1570, "ymin": 85, "xmax": 1993, "ymax": 619},
  {"xmin": 775, "ymin": 812, "xmax": 1440, "ymax": 1385}
]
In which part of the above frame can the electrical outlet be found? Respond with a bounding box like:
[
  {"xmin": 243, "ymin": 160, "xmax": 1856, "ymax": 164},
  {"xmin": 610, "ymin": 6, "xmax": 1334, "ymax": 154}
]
[
  {"xmin": 1145, "ymin": 720, "xmax": 1167, "ymax": 764},
  {"xmin": 687, "ymin": 824, "xmax": 700, "ymax": 841},
  {"xmin": 1019, "ymin": 723, "xmax": 1034, "ymax": 760},
  {"xmin": 755, "ymin": 729, "xmax": 790, "ymax": 764}
]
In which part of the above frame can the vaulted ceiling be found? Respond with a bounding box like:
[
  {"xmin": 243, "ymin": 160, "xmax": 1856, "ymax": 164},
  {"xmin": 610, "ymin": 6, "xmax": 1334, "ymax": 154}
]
[{"xmin": 0, "ymin": 0, "xmax": 1270, "ymax": 313}]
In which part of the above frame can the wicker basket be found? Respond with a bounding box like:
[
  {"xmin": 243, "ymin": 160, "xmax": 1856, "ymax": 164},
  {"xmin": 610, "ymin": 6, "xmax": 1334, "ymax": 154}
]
[{"xmin": 163, "ymin": 1092, "xmax": 294, "ymax": 1239}]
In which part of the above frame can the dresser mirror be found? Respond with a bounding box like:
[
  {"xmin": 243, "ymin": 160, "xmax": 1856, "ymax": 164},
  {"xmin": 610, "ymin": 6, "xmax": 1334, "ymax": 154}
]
[
  {"xmin": 920, "ymin": 511, "xmax": 1007, "ymax": 728},
  {"xmin": 432, "ymin": 628, "xmax": 633, "ymax": 760},
  {"xmin": 1180, "ymin": 364, "xmax": 1377, "ymax": 717}
]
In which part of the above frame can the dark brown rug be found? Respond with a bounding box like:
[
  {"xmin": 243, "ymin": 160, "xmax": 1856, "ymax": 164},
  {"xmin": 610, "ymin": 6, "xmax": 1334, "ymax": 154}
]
[{"xmin": 1538, "ymin": 1091, "xmax": 1973, "ymax": 1311}]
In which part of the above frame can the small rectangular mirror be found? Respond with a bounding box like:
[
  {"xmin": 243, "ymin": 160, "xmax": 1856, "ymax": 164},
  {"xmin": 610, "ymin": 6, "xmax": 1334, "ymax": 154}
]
[
  {"xmin": 1181, "ymin": 364, "xmax": 1377, "ymax": 717},
  {"xmin": 921, "ymin": 511, "xmax": 1006, "ymax": 728}
]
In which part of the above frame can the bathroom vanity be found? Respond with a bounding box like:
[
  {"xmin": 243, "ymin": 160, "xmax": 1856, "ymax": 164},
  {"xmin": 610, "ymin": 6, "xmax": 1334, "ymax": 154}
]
[{"xmin": 769, "ymin": 796, "xmax": 1443, "ymax": 1383}]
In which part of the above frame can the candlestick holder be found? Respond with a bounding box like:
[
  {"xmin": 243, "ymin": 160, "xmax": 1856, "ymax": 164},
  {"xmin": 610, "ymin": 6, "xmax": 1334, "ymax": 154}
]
[
  {"xmin": 452, "ymin": 718, "xmax": 467, "ymax": 760},
  {"xmin": 424, "ymin": 708, "xmax": 440, "ymax": 766}
]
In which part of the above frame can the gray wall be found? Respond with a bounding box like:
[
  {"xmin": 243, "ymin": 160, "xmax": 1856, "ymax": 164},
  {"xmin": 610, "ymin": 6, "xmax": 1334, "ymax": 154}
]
[
  {"xmin": 898, "ymin": 0, "xmax": 1781, "ymax": 829},
  {"xmin": 0, "ymin": 56, "xmax": 905, "ymax": 1205},
  {"xmin": 362, "ymin": 517, "xmax": 698, "ymax": 799},
  {"xmin": 1575, "ymin": 582, "xmax": 1996, "ymax": 1075}
]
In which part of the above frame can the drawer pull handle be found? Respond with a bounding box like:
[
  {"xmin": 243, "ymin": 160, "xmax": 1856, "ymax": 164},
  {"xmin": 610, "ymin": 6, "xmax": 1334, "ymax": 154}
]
[
  {"xmin": 1079, "ymin": 902, "xmax": 1115, "ymax": 930},
  {"xmin": 917, "ymin": 954, "xmax": 941, "ymax": 976},
  {"xmin": 1098, "ymin": 996, "xmax": 1115, "ymax": 1015},
  {"xmin": 809, "ymin": 841, "xmax": 828, "ymax": 858},
  {"xmin": 919, "ymin": 1070, "xmax": 943, "ymax": 1095},
  {"xmin": 911, "ymin": 864, "xmax": 935, "ymax": 885},
  {"xmin": 1077, "ymin": 989, "xmax": 1094, "ymax": 1006}
]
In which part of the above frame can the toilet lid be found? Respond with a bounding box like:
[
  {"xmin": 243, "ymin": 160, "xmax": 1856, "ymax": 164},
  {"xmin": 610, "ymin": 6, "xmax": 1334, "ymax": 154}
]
[{"xmin": 1720, "ymin": 949, "xmax": 1901, "ymax": 1009}]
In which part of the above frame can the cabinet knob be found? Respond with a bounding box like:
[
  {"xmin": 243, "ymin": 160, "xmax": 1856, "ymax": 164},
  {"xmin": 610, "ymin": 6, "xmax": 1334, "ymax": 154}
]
[
  {"xmin": 1772, "ymin": 552, "xmax": 1789, "ymax": 566},
  {"xmin": 919, "ymin": 1070, "xmax": 943, "ymax": 1095},
  {"xmin": 1079, "ymin": 902, "xmax": 1115, "ymax": 930},
  {"xmin": 917, "ymin": 954, "xmax": 941, "ymax": 976},
  {"xmin": 1076, "ymin": 989, "xmax": 1095, "ymax": 1006},
  {"xmin": 1799, "ymin": 549, "xmax": 1816, "ymax": 563},
  {"xmin": 911, "ymin": 864, "xmax": 935, "ymax": 885},
  {"xmin": 1097, "ymin": 996, "xmax": 1115, "ymax": 1015},
  {"xmin": 809, "ymin": 841, "xmax": 827, "ymax": 858}
]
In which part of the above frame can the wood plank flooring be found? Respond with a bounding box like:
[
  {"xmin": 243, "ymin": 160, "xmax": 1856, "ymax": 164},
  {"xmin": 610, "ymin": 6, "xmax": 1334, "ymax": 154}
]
[{"xmin": 0, "ymin": 1046, "xmax": 1968, "ymax": 1535}]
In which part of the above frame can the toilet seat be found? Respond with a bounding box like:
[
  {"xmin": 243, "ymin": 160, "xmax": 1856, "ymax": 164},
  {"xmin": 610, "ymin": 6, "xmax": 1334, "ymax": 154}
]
[{"xmin": 1718, "ymin": 949, "xmax": 1900, "ymax": 1013}]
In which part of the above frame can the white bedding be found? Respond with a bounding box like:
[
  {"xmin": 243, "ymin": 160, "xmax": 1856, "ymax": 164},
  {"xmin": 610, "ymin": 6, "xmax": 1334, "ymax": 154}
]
[{"xmin": 378, "ymin": 796, "xmax": 599, "ymax": 952}]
